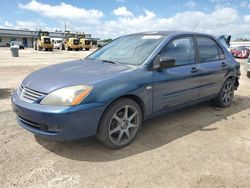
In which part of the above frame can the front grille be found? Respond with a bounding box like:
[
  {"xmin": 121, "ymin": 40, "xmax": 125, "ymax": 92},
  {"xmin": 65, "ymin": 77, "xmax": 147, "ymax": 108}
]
[
  {"xmin": 85, "ymin": 40, "xmax": 91, "ymax": 45},
  {"xmin": 43, "ymin": 38, "xmax": 51, "ymax": 44},
  {"xmin": 18, "ymin": 85, "xmax": 45, "ymax": 103},
  {"xmin": 18, "ymin": 116, "xmax": 41, "ymax": 130},
  {"xmin": 18, "ymin": 116, "xmax": 61, "ymax": 133},
  {"xmin": 18, "ymin": 116, "xmax": 53, "ymax": 132},
  {"xmin": 73, "ymin": 39, "xmax": 79, "ymax": 45}
]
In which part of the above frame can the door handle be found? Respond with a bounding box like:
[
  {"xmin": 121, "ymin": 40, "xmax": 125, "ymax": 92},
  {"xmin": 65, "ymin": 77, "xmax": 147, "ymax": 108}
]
[
  {"xmin": 221, "ymin": 62, "xmax": 227, "ymax": 67},
  {"xmin": 191, "ymin": 67, "xmax": 198, "ymax": 73}
]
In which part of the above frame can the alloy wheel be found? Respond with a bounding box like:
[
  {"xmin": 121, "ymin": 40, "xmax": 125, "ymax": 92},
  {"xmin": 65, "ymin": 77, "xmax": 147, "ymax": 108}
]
[
  {"xmin": 222, "ymin": 80, "xmax": 234, "ymax": 106},
  {"xmin": 108, "ymin": 105, "xmax": 139, "ymax": 146}
]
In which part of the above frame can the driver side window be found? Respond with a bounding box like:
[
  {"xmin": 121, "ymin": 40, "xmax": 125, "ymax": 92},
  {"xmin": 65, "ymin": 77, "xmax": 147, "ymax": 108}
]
[{"xmin": 161, "ymin": 37, "xmax": 196, "ymax": 66}]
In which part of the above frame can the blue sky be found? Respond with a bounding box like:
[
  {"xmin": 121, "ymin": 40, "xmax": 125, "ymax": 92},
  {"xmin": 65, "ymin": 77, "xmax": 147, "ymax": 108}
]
[{"xmin": 1, "ymin": 0, "xmax": 250, "ymax": 39}]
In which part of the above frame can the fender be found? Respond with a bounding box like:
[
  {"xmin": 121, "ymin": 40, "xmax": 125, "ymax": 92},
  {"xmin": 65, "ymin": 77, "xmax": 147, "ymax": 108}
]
[
  {"xmin": 224, "ymin": 69, "xmax": 240, "ymax": 89},
  {"xmin": 84, "ymin": 69, "xmax": 154, "ymax": 117}
]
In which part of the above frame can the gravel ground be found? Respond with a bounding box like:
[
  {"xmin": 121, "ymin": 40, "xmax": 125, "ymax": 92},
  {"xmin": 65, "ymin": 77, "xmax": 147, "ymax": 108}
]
[{"xmin": 0, "ymin": 47, "xmax": 250, "ymax": 188}]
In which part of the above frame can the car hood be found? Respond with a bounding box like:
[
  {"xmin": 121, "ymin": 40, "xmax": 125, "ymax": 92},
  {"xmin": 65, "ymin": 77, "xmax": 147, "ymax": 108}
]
[{"xmin": 22, "ymin": 59, "xmax": 136, "ymax": 93}]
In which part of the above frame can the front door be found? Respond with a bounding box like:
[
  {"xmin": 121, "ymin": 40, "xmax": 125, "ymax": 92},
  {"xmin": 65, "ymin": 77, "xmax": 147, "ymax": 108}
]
[{"xmin": 153, "ymin": 36, "xmax": 200, "ymax": 113}]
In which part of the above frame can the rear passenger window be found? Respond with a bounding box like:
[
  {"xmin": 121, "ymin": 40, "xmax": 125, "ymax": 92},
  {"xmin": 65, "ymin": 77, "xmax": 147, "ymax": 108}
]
[
  {"xmin": 197, "ymin": 37, "xmax": 224, "ymax": 62},
  {"xmin": 161, "ymin": 37, "xmax": 195, "ymax": 66},
  {"xmin": 217, "ymin": 46, "xmax": 225, "ymax": 59}
]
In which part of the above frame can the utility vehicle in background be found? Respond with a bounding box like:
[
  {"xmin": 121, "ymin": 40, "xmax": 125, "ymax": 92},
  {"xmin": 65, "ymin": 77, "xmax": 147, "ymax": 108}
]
[
  {"xmin": 34, "ymin": 31, "xmax": 53, "ymax": 51},
  {"xmin": 60, "ymin": 32, "xmax": 81, "ymax": 51},
  {"xmin": 77, "ymin": 34, "xmax": 92, "ymax": 51}
]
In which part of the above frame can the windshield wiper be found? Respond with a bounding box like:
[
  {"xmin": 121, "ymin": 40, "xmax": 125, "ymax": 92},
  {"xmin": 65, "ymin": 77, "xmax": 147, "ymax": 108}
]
[{"xmin": 101, "ymin": 59, "xmax": 117, "ymax": 64}]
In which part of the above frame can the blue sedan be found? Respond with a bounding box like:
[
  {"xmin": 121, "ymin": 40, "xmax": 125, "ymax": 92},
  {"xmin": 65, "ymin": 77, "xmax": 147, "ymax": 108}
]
[{"xmin": 11, "ymin": 31, "xmax": 240, "ymax": 149}]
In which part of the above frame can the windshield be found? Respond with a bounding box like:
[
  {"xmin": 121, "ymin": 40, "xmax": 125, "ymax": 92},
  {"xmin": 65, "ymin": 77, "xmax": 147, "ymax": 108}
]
[
  {"xmin": 87, "ymin": 35, "xmax": 165, "ymax": 65},
  {"xmin": 73, "ymin": 39, "xmax": 79, "ymax": 45},
  {"xmin": 44, "ymin": 38, "xmax": 51, "ymax": 44}
]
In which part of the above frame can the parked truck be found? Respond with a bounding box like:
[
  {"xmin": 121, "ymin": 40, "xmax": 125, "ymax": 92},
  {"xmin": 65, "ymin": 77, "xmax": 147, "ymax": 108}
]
[
  {"xmin": 60, "ymin": 33, "xmax": 81, "ymax": 51},
  {"xmin": 34, "ymin": 31, "xmax": 53, "ymax": 51},
  {"xmin": 77, "ymin": 34, "xmax": 92, "ymax": 51}
]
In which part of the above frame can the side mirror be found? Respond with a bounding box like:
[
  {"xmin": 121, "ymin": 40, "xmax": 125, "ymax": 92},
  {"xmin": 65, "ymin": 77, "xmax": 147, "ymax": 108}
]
[{"xmin": 153, "ymin": 56, "xmax": 176, "ymax": 70}]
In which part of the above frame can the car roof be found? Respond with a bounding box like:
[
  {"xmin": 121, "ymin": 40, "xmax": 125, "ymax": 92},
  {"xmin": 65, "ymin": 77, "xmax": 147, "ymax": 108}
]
[{"xmin": 126, "ymin": 31, "xmax": 214, "ymax": 37}]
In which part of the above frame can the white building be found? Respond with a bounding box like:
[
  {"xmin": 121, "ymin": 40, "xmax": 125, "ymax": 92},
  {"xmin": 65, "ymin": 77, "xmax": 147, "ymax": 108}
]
[
  {"xmin": 0, "ymin": 28, "xmax": 92, "ymax": 48},
  {"xmin": 230, "ymin": 41, "xmax": 250, "ymax": 49}
]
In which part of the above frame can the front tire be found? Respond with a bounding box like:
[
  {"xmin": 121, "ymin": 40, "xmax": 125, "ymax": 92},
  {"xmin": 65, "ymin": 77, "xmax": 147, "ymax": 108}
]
[
  {"xmin": 97, "ymin": 98, "xmax": 142, "ymax": 149},
  {"xmin": 212, "ymin": 78, "xmax": 235, "ymax": 107}
]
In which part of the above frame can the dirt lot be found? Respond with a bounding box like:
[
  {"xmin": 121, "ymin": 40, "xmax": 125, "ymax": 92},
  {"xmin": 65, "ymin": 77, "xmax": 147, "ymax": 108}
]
[{"xmin": 0, "ymin": 47, "xmax": 250, "ymax": 188}]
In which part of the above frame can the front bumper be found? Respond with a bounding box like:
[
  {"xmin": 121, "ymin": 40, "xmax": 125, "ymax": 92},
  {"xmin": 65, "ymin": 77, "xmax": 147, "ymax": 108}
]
[
  {"xmin": 69, "ymin": 44, "xmax": 81, "ymax": 49},
  {"xmin": 81, "ymin": 44, "xmax": 92, "ymax": 49},
  {"xmin": 41, "ymin": 44, "xmax": 53, "ymax": 48},
  {"xmin": 11, "ymin": 90, "xmax": 105, "ymax": 140}
]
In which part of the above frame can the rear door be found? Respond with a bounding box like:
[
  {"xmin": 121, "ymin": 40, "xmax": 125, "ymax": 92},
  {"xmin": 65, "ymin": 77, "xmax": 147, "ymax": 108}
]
[
  {"xmin": 153, "ymin": 36, "xmax": 201, "ymax": 113},
  {"xmin": 195, "ymin": 36, "xmax": 228, "ymax": 98}
]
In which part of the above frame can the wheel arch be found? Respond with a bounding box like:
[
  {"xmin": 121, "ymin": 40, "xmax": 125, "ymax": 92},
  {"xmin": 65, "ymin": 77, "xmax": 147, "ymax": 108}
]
[
  {"xmin": 225, "ymin": 71, "xmax": 236, "ymax": 80},
  {"xmin": 96, "ymin": 94, "xmax": 145, "ymax": 133},
  {"xmin": 225, "ymin": 70, "xmax": 240, "ymax": 89}
]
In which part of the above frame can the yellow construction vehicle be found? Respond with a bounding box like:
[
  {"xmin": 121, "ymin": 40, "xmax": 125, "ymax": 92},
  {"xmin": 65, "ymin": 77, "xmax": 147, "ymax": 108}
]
[
  {"xmin": 60, "ymin": 33, "xmax": 81, "ymax": 51},
  {"xmin": 77, "ymin": 34, "xmax": 92, "ymax": 51},
  {"xmin": 34, "ymin": 31, "xmax": 53, "ymax": 51}
]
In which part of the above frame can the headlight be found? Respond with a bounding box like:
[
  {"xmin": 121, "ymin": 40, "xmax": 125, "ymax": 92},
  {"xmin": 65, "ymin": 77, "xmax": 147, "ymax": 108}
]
[{"xmin": 40, "ymin": 85, "xmax": 93, "ymax": 106}]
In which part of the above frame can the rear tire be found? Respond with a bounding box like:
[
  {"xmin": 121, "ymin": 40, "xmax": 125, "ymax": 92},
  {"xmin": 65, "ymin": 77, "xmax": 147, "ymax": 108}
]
[
  {"xmin": 97, "ymin": 98, "xmax": 142, "ymax": 149},
  {"xmin": 212, "ymin": 78, "xmax": 235, "ymax": 107},
  {"xmin": 247, "ymin": 71, "xmax": 250, "ymax": 78},
  {"xmin": 85, "ymin": 48, "xmax": 89, "ymax": 51}
]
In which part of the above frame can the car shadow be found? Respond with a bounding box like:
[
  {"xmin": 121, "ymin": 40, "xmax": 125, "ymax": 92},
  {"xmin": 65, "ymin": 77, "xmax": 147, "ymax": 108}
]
[{"xmin": 36, "ymin": 95, "xmax": 250, "ymax": 162}]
